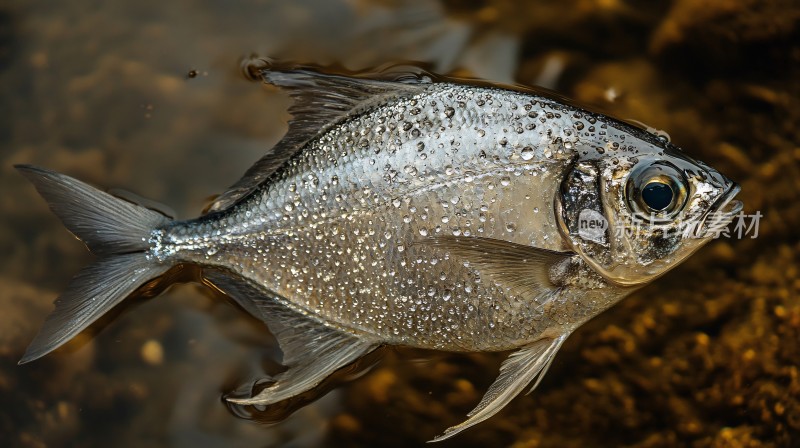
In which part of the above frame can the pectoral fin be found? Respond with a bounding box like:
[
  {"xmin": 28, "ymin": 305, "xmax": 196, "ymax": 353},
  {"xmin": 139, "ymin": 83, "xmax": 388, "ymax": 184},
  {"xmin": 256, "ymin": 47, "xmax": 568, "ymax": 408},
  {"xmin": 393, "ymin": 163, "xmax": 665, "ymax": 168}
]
[
  {"xmin": 203, "ymin": 269, "xmax": 378, "ymax": 405},
  {"xmin": 420, "ymin": 236, "xmax": 574, "ymax": 306},
  {"xmin": 432, "ymin": 334, "xmax": 569, "ymax": 442}
]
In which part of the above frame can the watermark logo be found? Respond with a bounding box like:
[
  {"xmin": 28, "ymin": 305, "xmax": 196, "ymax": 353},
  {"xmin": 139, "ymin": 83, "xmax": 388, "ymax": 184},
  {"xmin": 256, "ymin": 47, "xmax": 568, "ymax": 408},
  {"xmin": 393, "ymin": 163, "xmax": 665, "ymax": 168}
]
[
  {"xmin": 577, "ymin": 209, "xmax": 608, "ymax": 244},
  {"xmin": 683, "ymin": 210, "xmax": 762, "ymax": 239},
  {"xmin": 577, "ymin": 210, "xmax": 762, "ymax": 240}
]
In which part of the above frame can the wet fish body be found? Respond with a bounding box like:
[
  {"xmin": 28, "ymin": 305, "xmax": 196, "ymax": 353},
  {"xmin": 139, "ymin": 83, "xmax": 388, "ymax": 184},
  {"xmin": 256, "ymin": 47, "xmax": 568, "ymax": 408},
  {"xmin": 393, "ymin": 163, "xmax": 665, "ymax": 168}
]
[
  {"xmin": 171, "ymin": 82, "xmax": 613, "ymax": 351},
  {"xmin": 17, "ymin": 63, "xmax": 742, "ymax": 440}
]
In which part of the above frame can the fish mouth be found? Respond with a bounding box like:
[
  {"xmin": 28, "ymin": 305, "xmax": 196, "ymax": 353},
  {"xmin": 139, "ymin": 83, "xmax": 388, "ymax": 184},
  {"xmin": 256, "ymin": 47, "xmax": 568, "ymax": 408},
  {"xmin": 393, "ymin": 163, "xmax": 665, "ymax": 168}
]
[{"xmin": 700, "ymin": 183, "xmax": 743, "ymax": 236}]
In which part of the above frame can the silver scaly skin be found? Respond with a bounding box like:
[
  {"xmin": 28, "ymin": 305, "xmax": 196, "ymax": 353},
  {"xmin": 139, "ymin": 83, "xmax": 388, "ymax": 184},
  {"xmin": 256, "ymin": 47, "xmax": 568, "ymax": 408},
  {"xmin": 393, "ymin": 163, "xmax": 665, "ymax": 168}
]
[
  {"xmin": 159, "ymin": 84, "xmax": 613, "ymax": 351},
  {"xmin": 16, "ymin": 62, "xmax": 742, "ymax": 440}
]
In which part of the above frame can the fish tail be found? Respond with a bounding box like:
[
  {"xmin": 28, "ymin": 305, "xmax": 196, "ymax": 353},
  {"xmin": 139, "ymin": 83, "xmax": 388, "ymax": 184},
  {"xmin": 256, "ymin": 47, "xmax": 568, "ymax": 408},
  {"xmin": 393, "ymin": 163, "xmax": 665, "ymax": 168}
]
[{"xmin": 15, "ymin": 165, "xmax": 174, "ymax": 364}]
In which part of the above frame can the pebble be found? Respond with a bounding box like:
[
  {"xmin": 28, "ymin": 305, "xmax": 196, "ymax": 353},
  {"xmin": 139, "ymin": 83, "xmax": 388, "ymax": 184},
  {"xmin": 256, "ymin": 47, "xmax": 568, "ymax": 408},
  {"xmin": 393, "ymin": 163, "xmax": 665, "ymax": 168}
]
[{"xmin": 140, "ymin": 339, "xmax": 164, "ymax": 366}]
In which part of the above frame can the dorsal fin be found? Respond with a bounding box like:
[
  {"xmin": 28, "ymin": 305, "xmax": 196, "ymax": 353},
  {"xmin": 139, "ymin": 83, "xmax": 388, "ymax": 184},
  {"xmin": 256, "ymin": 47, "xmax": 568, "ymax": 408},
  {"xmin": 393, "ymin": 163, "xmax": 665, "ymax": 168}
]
[{"xmin": 206, "ymin": 60, "xmax": 431, "ymax": 213}]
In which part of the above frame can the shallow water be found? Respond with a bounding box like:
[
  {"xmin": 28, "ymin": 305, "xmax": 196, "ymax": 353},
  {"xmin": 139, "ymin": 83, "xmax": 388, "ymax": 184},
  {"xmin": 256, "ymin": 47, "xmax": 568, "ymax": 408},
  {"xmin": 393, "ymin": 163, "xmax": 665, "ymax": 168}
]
[{"xmin": 1, "ymin": 0, "xmax": 799, "ymax": 446}]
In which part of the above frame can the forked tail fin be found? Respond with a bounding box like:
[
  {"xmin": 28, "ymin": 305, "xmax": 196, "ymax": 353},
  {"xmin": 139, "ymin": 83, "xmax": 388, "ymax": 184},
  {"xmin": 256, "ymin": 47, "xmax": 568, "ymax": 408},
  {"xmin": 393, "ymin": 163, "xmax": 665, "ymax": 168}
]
[{"xmin": 15, "ymin": 165, "xmax": 174, "ymax": 364}]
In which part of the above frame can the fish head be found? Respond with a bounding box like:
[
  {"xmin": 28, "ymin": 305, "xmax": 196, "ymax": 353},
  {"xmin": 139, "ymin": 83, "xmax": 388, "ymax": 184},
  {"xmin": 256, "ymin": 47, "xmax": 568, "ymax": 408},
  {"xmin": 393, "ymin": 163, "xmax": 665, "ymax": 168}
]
[{"xmin": 555, "ymin": 136, "xmax": 743, "ymax": 286}]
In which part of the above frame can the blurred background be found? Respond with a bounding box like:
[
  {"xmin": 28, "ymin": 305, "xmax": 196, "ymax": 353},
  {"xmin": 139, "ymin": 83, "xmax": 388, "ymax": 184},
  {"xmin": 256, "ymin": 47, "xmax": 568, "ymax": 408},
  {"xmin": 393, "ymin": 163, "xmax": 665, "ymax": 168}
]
[{"xmin": 1, "ymin": 0, "xmax": 799, "ymax": 446}]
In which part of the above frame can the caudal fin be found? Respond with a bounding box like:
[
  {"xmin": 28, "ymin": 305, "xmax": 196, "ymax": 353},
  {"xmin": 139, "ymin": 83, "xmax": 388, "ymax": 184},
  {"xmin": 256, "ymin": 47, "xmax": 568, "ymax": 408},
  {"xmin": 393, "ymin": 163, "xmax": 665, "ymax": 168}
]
[{"xmin": 16, "ymin": 165, "xmax": 174, "ymax": 364}]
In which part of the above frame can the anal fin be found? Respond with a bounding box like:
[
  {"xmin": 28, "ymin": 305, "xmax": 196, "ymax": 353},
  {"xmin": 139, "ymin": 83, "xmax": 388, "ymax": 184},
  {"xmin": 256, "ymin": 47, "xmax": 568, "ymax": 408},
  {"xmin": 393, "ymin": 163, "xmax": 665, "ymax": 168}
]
[
  {"xmin": 202, "ymin": 269, "xmax": 378, "ymax": 405},
  {"xmin": 432, "ymin": 334, "xmax": 569, "ymax": 442}
]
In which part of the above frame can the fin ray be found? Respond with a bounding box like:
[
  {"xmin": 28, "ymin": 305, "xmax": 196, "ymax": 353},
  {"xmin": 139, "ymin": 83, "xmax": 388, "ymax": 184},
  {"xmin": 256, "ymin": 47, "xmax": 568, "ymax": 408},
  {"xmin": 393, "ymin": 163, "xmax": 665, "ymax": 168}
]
[
  {"xmin": 16, "ymin": 165, "xmax": 171, "ymax": 255},
  {"xmin": 16, "ymin": 165, "xmax": 175, "ymax": 363},
  {"xmin": 203, "ymin": 269, "xmax": 378, "ymax": 405},
  {"xmin": 20, "ymin": 254, "xmax": 169, "ymax": 364},
  {"xmin": 432, "ymin": 334, "xmax": 569, "ymax": 442},
  {"xmin": 207, "ymin": 66, "xmax": 427, "ymax": 212},
  {"xmin": 420, "ymin": 236, "xmax": 573, "ymax": 306}
]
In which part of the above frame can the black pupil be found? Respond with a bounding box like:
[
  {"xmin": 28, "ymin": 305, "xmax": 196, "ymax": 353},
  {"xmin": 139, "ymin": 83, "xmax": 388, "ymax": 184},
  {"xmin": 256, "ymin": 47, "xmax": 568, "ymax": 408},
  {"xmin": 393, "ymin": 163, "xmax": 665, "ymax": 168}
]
[{"xmin": 642, "ymin": 182, "xmax": 674, "ymax": 211}]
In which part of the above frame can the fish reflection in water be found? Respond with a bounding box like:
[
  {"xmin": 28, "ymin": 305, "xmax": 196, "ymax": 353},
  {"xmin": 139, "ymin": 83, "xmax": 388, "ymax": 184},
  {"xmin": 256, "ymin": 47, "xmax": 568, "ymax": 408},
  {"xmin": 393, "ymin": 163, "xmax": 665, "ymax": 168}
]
[{"xmin": 16, "ymin": 59, "xmax": 742, "ymax": 440}]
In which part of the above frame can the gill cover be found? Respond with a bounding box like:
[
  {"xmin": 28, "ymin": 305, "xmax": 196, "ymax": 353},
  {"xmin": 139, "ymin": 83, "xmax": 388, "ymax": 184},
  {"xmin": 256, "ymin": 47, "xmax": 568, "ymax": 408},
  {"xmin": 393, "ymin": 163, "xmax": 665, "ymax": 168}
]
[{"xmin": 555, "ymin": 160, "xmax": 627, "ymax": 281}]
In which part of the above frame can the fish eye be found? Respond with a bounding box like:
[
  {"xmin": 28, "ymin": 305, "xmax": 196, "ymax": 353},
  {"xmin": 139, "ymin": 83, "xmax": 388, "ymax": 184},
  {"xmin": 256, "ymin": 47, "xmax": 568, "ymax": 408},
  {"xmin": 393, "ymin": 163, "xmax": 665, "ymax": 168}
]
[
  {"xmin": 626, "ymin": 162, "xmax": 688, "ymax": 219},
  {"xmin": 641, "ymin": 181, "xmax": 674, "ymax": 211}
]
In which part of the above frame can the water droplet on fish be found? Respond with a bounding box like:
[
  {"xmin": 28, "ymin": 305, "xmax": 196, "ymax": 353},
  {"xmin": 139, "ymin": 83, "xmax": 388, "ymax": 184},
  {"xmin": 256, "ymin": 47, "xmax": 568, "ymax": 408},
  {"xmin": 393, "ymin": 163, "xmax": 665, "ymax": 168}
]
[
  {"xmin": 444, "ymin": 107, "xmax": 455, "ymax": 118},
  {"xmin": 521, "ymin": 146, "xmax": 535, "ymax": 160},
  {"xmin": 393, "ymin": 198, "xmax": 402, "ymax": 208},
  {"xmin": 506, "ymin": 223, "xmax": 516, "ymax": 232},
  {"xmin": 500, "ymin": 176, "xmax": 511, "ymax": 186},
  {"xmin": 284, "ymin": 203, "xmax": 294, "ymax": 211},
  {"xmin": 403, "ymin": 215, "xmax": 412, "ymax": 223},
  {"xmin": 443, "ymin": 290, "xmax": 452, "ymax": 301},
  {"xmin": 404, "ymin": 165, "xmax": 418, "ymax": 176},
  {"xmin": 445, "ymin": 166, "xmax": 455, "ymax": 176},
  {"xmin": 419, "ymin": 228, "xmax": 429, "ymax": 236},
  {"xmin": 417, "ymin": 142, "xmax": 425, "ymax": 151},
  {"xmin": 441, "ymin": 216, "xmax": 450, "ymax": 223}
]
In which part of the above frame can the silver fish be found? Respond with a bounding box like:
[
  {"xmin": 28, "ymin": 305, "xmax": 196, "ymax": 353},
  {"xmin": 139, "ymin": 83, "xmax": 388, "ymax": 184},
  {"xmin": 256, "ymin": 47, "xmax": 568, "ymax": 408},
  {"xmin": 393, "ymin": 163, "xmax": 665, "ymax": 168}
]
[{"xmin": 17, "ymin": 61, "xmax": 743, "ymax": 441}]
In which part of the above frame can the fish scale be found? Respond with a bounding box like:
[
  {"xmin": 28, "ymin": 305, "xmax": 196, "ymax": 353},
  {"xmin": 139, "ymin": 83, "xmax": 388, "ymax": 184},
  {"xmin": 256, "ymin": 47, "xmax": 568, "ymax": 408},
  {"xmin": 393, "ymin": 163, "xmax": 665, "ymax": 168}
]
[{"xmin": 16, "ymin": 62, "xmax": 742, "ymax": 441}]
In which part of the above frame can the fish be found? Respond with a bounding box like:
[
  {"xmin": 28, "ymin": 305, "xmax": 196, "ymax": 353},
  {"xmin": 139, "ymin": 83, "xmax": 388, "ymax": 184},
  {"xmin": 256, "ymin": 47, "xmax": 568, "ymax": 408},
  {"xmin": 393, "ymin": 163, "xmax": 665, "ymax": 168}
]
[{"xmin": 16, "ymin": 60, "xmax": 743, "ymax": 441}]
